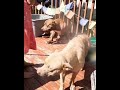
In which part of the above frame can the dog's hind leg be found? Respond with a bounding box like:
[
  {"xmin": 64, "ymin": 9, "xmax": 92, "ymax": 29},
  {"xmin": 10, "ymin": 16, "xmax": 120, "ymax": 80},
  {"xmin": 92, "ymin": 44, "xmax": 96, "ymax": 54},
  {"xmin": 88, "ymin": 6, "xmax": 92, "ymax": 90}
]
[{"xmin": 69, "ymin": 71, "xmax": 79, "ymax": 90}]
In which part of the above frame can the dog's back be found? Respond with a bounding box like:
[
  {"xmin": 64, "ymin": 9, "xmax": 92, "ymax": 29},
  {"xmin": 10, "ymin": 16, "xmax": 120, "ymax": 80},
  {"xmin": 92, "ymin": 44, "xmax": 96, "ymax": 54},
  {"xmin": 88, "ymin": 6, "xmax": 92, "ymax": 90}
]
[
  {"xmin": 54, "ymin": 18, "xmax": 66, "ymax": 30},
  {"xmin": 62, "ymin": 34, "xmax": 90, "ymax": 57},
  {"xmin": 54, "ymin": 18, "xmax": 64, "ymax": 24},
  {"xmin": 60, "ymin": 34, "xmax": 90, "ymax": 71},
  {"xmin": 53, "ymin": 18, "xmax": 68, "ymax": 36}
]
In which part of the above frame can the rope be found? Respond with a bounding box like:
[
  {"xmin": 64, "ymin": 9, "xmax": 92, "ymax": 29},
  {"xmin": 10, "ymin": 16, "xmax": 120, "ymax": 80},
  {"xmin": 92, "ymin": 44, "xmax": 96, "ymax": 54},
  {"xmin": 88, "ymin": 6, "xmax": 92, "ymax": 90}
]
[{"xmin": 25, "ymin": 54, "xmax": 49, "ymax": 56}]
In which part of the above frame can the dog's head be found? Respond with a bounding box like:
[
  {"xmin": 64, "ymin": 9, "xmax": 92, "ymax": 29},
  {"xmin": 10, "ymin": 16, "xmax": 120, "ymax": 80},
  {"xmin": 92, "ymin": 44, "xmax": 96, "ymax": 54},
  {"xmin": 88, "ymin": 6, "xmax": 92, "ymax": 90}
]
[
  {"xmin": 37, "ymin": 52, "xmax": 73, "ymax": 77},
  {"xmin": 41, "ymin": 19, "xmax": 56, "ymax": 32}
]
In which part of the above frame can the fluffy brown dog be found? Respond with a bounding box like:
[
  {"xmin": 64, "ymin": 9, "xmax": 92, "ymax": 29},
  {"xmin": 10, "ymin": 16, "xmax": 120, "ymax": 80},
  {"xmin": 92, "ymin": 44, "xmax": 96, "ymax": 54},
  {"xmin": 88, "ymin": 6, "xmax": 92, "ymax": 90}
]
[
  {"xmin": 37, "ymin": 34, "xmax": 91, "ymax": 90},
  {"xmin": 41, "ymin": 18, "xmax": 69, "ymax": 44}
]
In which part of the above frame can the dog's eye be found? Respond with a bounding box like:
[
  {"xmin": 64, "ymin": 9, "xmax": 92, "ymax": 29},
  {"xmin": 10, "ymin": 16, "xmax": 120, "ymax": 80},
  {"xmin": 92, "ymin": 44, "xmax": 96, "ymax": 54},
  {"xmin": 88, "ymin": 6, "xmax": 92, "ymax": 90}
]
[
  {"xmin": 48, "ymin": 24, "xmax": 52, "ymax": 27},
  {"xmin": 48, "ymin": 65, "xmax": 50, "ymax": 68},
  {"xmin": 50, "ymin": 70, "xmax": 54, "ymax": 72}
]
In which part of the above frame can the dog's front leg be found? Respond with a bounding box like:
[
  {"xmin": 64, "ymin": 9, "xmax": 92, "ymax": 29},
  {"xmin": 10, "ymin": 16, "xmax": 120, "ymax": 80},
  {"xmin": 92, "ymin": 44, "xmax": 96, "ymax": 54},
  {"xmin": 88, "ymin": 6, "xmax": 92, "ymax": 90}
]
[
  {"xmin": 54, "ymin": 34, "xmax": 61, "ymax": 43},
  {"xmin": 47, "ymin": 31, "xmax": 55, "ymax": 44},
  {"xmin": 59, "ymin": 72, "xmax": 66, "ymax": 90}
]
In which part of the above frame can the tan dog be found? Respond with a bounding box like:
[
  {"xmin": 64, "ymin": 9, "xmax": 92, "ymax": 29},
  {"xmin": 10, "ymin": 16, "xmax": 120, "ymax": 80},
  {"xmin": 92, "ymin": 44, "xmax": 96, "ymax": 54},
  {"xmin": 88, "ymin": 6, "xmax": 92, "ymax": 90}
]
[
  {"xmin": 37, "ymin": 34, "xmax": 91, "ymax": 90},
  {"xmin": 41, "ymin": 18, "xmax": 69, "ymax": 44}
]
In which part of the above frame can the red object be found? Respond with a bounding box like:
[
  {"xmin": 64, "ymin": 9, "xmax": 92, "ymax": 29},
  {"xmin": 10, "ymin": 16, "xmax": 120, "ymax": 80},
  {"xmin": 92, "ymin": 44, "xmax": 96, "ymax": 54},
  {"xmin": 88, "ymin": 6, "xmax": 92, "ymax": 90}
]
[{"xmin": 24, "ymin": 0, "xmax": 36, "ymax": 54}]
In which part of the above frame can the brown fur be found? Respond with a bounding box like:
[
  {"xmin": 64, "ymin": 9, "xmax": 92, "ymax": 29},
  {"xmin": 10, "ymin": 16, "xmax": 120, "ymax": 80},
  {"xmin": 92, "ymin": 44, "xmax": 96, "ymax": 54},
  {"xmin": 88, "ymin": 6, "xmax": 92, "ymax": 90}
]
[
  {"xmin": 41, "ymin": 18, "xmax": 70, "ymax": 44},
  {"xmin": 37, "ymin": 34, "xmax": 91, "ymax": 90}
]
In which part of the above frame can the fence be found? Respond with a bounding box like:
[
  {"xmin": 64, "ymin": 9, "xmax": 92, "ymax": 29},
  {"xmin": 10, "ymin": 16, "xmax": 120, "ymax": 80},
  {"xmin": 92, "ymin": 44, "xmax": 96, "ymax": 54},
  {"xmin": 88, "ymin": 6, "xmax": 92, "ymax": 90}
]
[{"xmin": 31, "ymin": 0, "xmax": 96, "ymax": 37}]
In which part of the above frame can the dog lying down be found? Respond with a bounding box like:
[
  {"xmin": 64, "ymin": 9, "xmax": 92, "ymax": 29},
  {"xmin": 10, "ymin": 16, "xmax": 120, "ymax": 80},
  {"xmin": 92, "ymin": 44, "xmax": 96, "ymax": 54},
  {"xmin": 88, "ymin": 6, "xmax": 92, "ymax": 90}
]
[
  {"xmin": 41, "ymin": 18, "xmax": 70, "ymax": 44},
  {"xmin": 36, "ymin": 34, "xmax": 91, "ymax": 90}
]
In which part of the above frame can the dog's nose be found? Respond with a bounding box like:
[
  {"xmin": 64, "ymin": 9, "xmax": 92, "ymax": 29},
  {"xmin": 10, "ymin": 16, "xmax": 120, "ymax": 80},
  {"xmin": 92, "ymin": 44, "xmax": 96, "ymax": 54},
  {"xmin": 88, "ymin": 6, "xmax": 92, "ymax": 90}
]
[
  {"xmin": 41, "ymin": 27, "xmax": 44, "ymax": 31},
  {"xmin": 37, "ymin": 70, "xmax": 40, "ymax": 74},
  {"xmin": 41, "ymin": 26, "xmax": 45, "ymax": 30},
  {"xmin": 36, "ymin": 68, "xmax": 41, "ymax": 74}
]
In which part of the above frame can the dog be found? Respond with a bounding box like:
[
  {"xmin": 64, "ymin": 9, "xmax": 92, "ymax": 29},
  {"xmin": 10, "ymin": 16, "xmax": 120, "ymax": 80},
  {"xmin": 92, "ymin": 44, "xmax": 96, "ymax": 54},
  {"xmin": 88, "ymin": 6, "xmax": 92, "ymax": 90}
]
[
  {"xmin": 41, "ymin": 18, "xmax": 70, "ymax": 44},
  {"xmin": 37, "ymin": 34, "xmax": 91, "ymax": 90}
]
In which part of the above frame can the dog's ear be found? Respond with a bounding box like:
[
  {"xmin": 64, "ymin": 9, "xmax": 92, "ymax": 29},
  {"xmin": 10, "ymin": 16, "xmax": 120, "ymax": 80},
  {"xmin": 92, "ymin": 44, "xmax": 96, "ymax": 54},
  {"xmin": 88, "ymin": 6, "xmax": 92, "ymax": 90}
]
[
  {"xmin": 63, "ymin": 63, "xmax": 73, "ymax": 71},
  {"xmin": 44, "ymin": 21, "xmax": 46, "ymax": 25}
]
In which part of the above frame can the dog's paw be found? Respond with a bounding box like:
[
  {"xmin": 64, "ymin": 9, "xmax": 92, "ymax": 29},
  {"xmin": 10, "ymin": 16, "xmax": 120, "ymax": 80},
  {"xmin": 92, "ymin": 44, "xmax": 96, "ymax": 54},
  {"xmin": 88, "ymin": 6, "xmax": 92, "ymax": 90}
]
[
  {"xmin": 81, "ymin": 68, "xmax": 83, "ymax": 71},
  {"xmin": 52, "ymin": 40, "xmax": 61, "ymax": 44},
  {"xmin": 42, "ymin": 36, "xmax": 45, "ymax": 38},
  {"xmin": 70, "ymin": 85, "xmax": 75, "ymax": 90},
  {"xmin": 46, "ymin": 40, "xmax": 52, "ymax": 44},
  {"xmin": 52, "ymin": 41, "xmax": 58, "ymax": 44}
]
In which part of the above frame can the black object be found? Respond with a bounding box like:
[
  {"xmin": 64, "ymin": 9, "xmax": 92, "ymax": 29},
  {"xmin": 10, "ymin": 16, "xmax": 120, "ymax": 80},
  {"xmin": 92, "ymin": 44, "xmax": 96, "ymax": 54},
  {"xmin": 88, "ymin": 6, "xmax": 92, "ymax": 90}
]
[
  {"xmin": 37, "ymin": 0, "xmax": 51, "ymax": 7},
  {"xmin": 36, "ymin": 0, "xmax": 44, "ymax": 3},
  {"xmin": 85, "ymin": 47, "xmax": 96, "ymax": 68},
  {"xmin": 44, "ymin": 0, "xmax": 51, "ymax": 7}
]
